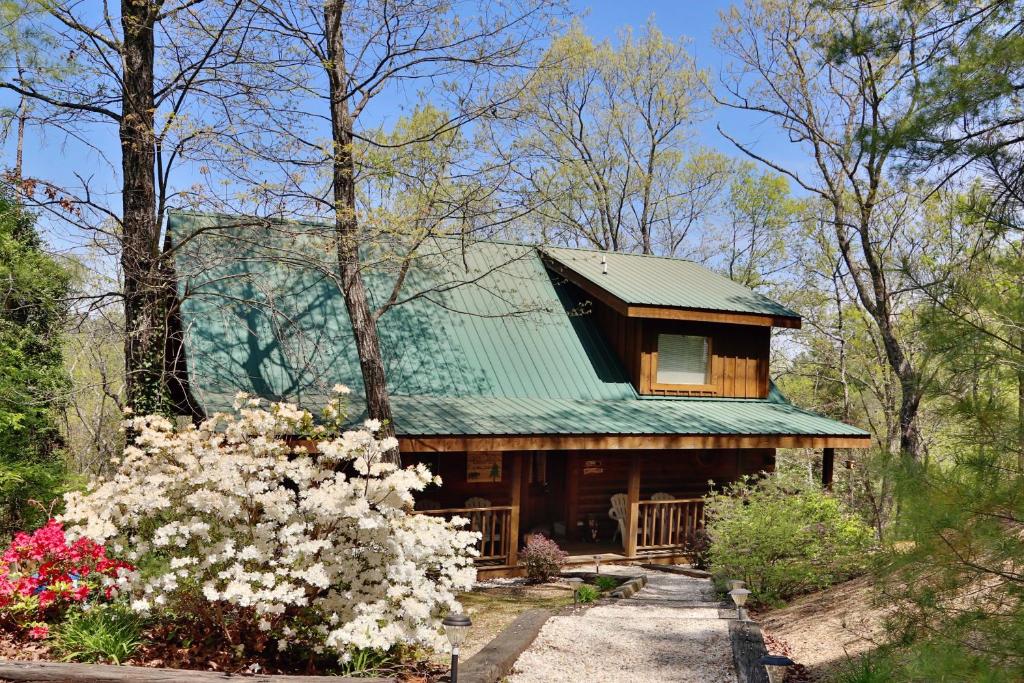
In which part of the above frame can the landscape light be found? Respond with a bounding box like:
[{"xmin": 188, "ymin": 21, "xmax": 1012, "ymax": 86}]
[
  {"xmin": 757, "ymin": 654, "xmax": 794, "ymax": 683},
  {"xmin": 567, "ymin": 577, "xmax": 583, "ymax": 607},
  {"xmin": 728, "ymin": 588, "xmax": 751, "ymax": 621},
  {"xmin": 442, "ymin": 613, "xmax": 472, "ymax": 683}
]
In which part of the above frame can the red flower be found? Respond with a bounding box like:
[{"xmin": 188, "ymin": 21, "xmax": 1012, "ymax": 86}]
[
  {"xmin": 71, "ymin": 585, "xmax": 89, "ymax": 601},
  {"xmin": 37, "ymin": 590, "xmax": 56, "ymax": 609},
  {"xmin": 28, "ymin": 624, "xmax": 49, "ymax": 640}
]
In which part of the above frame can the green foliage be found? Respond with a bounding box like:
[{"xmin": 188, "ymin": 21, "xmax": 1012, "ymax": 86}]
[
  {"xmin": 705, "ymin": 473, "xmax": 874, "ymax": 606},
  {"xmin": 0, "ymin": 187, "xmax": 72, "ymax": 535},
  {"xmin": 575, "ymin": 584, "xmax": 599, "ymax": 604},
  {"xmin": 593, "ymin": 575, "xmax": 618, "ymax": 592},
  {"xmin": 53, "ymin": 603, "xmax": 144, "ymax": 665}
]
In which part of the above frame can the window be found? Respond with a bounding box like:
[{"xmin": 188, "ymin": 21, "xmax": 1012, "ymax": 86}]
[{"xmin": 656, "ymin": 334, "xmax": 709, "ymax": 385}]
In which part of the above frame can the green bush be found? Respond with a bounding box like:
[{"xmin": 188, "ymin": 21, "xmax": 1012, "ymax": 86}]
[
  {"xmin": 593, "ymin": 575, "xmax": 618, "ymax": 592},
  {"xmin": 53, "ymin": 603, "xmax": 144, "ymax": 664},
  {"xmin": 575, "ymin": 584, "xmax": 599, "ymax": 604},
  {"xmin": 705, "ymin": 473, "xmax": 874, "ymax": 606}
]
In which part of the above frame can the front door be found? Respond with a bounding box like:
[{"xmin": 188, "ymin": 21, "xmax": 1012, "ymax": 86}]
[{"xmin": 521, "ymin": 453, "xmax": 567, "ymax": 540}]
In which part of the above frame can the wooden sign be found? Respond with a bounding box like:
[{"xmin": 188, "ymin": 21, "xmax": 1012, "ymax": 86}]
[
  {"xmin": 467, "ymin": 452, "xmax": 502, "ymax": 482},
  {"xmin": 583, "ymin": 459, "xmax": 603, "ymax": 476}
]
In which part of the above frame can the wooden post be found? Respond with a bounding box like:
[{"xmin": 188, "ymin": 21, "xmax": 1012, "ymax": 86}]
[
  {"xmin": 625, "ymin": 453, "xmax": 640, "ymax": 558},
  {"xmin": 822, "ymin": 447, "xmax": 835, "ymax": 491},
  {"xmin": 508, "ymin": 453, "xmax": 523, "ymax": 566},
  {"xmin": 565, "ymin": 452, "xmax": 580, "ymax": 541}
]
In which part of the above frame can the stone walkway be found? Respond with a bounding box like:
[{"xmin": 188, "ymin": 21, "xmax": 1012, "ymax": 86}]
[{"xmin": 508, "ymin": 566, "xmax": 736, "ymax": 683}]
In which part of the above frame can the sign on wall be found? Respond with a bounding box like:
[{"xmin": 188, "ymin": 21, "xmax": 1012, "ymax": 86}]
[
  {"xmin": 467, "ymin": 452, "xmax": 502, "ymax": 482},
  {"xmin": 583, "ymin": 459, "xmax": 604, "ymax": 476}
]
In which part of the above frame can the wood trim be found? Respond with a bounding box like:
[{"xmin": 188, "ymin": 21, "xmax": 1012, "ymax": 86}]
[
  {"xmin": 647, "ymin": 330, "xmax": 718, "ymax": 395},
  {"xmin": 627, "ymin": 305, "xmax": 801, "ymax": 329},
  {"xmin": 541, "ymin": 254, "xmax": 801, "ymax": 329},
  {"xmin": 399, "ymin": 433, "xmax": 872, "ymax": 452},
  {"xmin": 822, "ymin": 447, "xmax": 835, "ymax": 490},
  {"xmin": 508, "ymin": 454, "xmax": 522, "ymax": 565},
  {"xmin": 565, "ymin": 451, "xmax": 580, "ymax": 536},
  {"xmin": 625, "ymin": 453, "xmax": 640, "ymax": 557}
]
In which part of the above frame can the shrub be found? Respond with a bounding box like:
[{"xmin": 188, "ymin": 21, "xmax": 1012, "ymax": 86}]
[
  {"xmin": 53, "ymin": 603, "xmax": 143, "ymax": 664},
  {"xmin": 705, "ymin": 473, "xmax": 874, "ymax": 606},
  {"xmin": 60, "ymin": 388, "xmax": 478, "ymax": 665},
  {"xmin": 0, "ymin": 519, "xmax": 133, "ymax": 638},
  {"xmin": 593, "ymin": 575, "xmax": 618, "ymax": 592},
  {"xmin": 575, "ymin": 584, "xmax": 599, "ymax": 604},
  {"xmin": 684, "ymin": 527, "xmax": 711, "ymax": 571},
  {"xmin": 520, "ymin": 535, "xmax": 566, "ymax": 583}
]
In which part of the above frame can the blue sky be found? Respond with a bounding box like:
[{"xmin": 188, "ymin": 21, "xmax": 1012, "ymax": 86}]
[{"xmin": 8, "ymin": 0, "xmax": 803, "ymax": 244}]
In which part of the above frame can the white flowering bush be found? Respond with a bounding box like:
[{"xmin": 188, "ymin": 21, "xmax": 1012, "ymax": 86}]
[{"xmin": 60, "ymin": 388, "xmax": 478, "ymax": 667}]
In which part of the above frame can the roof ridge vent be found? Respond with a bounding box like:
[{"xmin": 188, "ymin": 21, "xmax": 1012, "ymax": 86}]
[{"xmin": 601, "ymin": 253, "xmax": 608, "ymax": 275}]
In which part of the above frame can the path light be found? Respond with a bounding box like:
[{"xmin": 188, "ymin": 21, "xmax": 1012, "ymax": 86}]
[
  {"xmin": 728, "ymin": 579, "xmax": 746, "ymax": 591},
  {"xmin": 728, "ymin": 588, "xmax": 751, "ymax": 621},
  {"xmin": 567, "ymin": 577, "xmax": 583, "ymax": 607},
  {"xmin": 594, "ymin": 555, "xmax": 601, "ymax": 574},
  {"xmin": 757, "ymin": 654, "xmax": 794, "ymax": 683},
  {"xmin": 442, "ymin": 612, "xmax": 472, "ymax": 683}
]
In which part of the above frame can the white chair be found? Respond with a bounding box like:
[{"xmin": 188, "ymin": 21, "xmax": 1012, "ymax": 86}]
[{"xmin": 608, "ymin": 493, "xmax": 628, "ymax": 546}]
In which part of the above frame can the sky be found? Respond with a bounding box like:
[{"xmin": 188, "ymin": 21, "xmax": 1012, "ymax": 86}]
[{"xmin": 5, "ymin": 0, "xmax": 805, "ymax": 248}]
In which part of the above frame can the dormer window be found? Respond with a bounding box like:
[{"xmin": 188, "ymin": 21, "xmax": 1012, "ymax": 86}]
[{"xmin": 656, "ymin": 334, "xmax": 709, "ymax": 386}]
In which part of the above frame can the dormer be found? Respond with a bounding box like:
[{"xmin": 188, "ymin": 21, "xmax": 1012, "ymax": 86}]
[{"xmin": 540, "ymin": 247, "xmax": 801, "ymax": 399}]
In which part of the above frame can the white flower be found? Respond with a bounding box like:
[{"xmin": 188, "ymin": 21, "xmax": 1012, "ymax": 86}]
[
  {"xmin": 332, "ymin": 384, "xmax": 351, "ymax": 395},
  {"xmin": 60, "ymin": 394, "xmax": 477, "ymax": 659}
]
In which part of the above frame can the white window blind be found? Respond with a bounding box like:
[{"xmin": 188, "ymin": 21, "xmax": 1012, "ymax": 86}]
[{"xmin": 656, "ymin": 334, "xmax": 709, "ymax": 385}]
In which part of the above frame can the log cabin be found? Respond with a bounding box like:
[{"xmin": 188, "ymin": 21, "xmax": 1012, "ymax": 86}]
[{"xmin": 170, "ymin": 212, "xmax": 870, "ymax": 576}]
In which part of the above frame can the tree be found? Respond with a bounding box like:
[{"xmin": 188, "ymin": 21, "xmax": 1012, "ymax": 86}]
[
  {"xmin": 503, "ymin": 20, "xmax": 724, "ymax": 255},
  {"xmin": 712, "ymin": 164, "xmax": 803, "ymax": 289},
  {"xmin": 204, "ymin": 0, "xmax": 562, "ymax": 463},
  {"xmin": 0, "ymin": 187, "xmax": 71, "ymax": 535},
  {"xmin": 0, "ymin": 0, "xmax": 278, "ymax": 418},
  {"xmin": 715, "ymin": 0, "xmax": 942, "ymax": 460}
]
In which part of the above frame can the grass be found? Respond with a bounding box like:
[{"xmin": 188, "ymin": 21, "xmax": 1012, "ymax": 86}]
[
  {"xmin": 442, "ymin": 584, "xmax": 575, "ymax": 662},
  {"xmin": 53, "ymin": 603, "xmax": 144, "ymax": 665}
]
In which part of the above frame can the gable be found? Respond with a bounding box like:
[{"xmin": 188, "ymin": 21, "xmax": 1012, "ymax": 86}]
[{"xmin": 541, "ymin": 246, "xmax": 801, "ymax": 325}]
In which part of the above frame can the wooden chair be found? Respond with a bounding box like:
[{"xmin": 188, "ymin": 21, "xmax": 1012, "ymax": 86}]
[
  {"xmin": 465, "ymin": 497, "xmax": 491, "ymax": 508},
  {"xmin": 651, "ymin": 492, "xmax": 674, "ymax": 501},
  {"xmin": 608, "ymin": 493, "xmax": 629, "ymax": 547}
]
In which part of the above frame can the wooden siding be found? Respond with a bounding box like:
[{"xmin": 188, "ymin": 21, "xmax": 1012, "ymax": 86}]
[
  {"xmin": 591, "ymin": 297, "xmax": 771, "ymax": 398},
  {"xmin": 568, "ymin": 449, "xmax": 773, "ymax": 541}
]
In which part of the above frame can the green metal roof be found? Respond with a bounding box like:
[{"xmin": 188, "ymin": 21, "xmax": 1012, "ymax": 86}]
[
  {"xmin": 542, "ymin": 246, "xmax": 800, "ymax": 319},
  {"xmin": 170, "ymin": 212, "xmax": 864, "ymax": 439}
]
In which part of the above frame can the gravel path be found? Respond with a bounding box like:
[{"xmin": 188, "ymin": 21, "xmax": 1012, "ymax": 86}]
[{"xmin": 508, "ymin": 567, "xmax": 736, "ymax": 683}]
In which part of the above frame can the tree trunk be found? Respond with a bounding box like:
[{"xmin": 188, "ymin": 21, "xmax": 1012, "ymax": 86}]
[
  {"xmin": 120, "ymin": 0, "xmax": 169, "ymax": 416},
  {"xmin": 324, "ymin": 0, "xmax": 399, "ymax": 465}
]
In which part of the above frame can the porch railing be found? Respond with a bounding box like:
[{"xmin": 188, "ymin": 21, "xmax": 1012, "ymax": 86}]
[
  {"xmin": 416, "ymin": 506, "xmax": 514, "ymax": 564},
  {"xmin": 635, "ymin": 498, "xmax": 705, "ymax": 551}
]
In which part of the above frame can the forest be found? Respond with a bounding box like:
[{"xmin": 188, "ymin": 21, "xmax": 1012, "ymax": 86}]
[{"xmin": 1, "ymin": 0, "xmax": 1022, "ymax": 680}]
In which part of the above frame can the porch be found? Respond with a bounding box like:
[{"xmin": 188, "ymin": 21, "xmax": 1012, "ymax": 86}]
[{"xmin": 409, "ymin": 449, "xmax": 777, "ymax": 575}]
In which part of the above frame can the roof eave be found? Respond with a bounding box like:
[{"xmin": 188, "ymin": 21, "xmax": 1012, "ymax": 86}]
[
  {"xmin": 399, "ymin": 432, "xmax": 871, "ymax": 452},
  {"xmin": 540, "ymin": 252, "xmax": 801, "ymax": 329}
]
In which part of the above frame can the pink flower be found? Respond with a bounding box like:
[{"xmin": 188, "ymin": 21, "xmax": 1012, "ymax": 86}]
[
  {"xmin": 71, "ymin": 585, "xmax": 89, "ymax": 601},
  {"xmin": 28, "ymin": 624, "xmax": 49, "ymax": 640}
]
